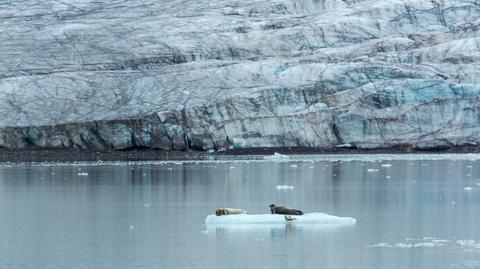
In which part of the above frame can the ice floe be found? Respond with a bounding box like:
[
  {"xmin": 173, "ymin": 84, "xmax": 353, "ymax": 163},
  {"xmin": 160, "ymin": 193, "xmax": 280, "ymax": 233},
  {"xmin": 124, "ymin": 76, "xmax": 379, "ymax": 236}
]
[
  {"xmin": 205, "ymin": 212, "xmax": 356, "ymax": 227},
  {"xmin": 77, "ymin": 172, "xmax": 88, "ymax": 176},
  {"xmin": 275, "ymin": 185, "xmax": 294, "ymax": 190},
  {"xmin": 464, "ymin": 186, "xmax": 473, "ymax": 191},
  {"xmin": 264, "ymin": 152, "xmax": 290, "ymax": 161}
]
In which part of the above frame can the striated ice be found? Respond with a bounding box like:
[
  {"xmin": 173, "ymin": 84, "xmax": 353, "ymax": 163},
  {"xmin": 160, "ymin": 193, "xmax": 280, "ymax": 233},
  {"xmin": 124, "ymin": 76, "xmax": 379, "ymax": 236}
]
[{"xmin": 1, "ymin": 1, "xmax": 479, "ymax": 152}]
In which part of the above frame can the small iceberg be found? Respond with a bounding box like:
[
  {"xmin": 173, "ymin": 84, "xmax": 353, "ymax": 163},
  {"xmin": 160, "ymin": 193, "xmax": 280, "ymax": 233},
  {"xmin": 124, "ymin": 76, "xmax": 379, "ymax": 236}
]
[
  {"xmin": 381, "ymin": 164, "xmax": 392, "ymax": 167},
  {"xmin": 205, "ymin": 213, "xmax": 356, "ymax": 227},
  {"xmin": 77, "ymin": 172, "xmax": 89, "ymax": 176},
  {"xmin": 276, "ymin": 185, "xmax": 294, "ymax": 190},
  {"xmin": 264, "ymin": 152, "xmax": 290, "ymax": 161},
  {"xmin": 367, "ymin": 168, "xmax": 379, "ymax": 172},
  {"xmin": 464, "ymin": 186, "xmax": 473, "ymax": 191}
]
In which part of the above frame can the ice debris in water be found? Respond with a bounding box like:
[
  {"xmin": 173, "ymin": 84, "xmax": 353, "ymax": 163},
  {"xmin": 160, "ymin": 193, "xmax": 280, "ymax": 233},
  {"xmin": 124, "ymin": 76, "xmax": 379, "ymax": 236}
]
[
  {"xmin": 77, "ymin": 172, "xmax": 88, "ymax": 176},
  {"xmin": 290, "ymin": 164, "xmax": 298, "ymax": 168},
  {"xmin": 464, "ymin": 186, "xmax": 473, "ymax": 191},
  {"xmin": 367, "ymin": 169, "xmax": 379, "ymax": 172},
  {"xmin": 381, "ymin": 164, "xmax": 392, "ymax": 167},
  {"xmin": 264, "ymin": 152, "xmax": 290, "ymax": 161},
  {"xmin": 370, "ymin": 238, "xmax": 480, "ymax": 250},
  {"xmin": 368, "ymin": 238, "xmax": 448, "ymax": 248},
  {"xmin": 276, "ymin": 185, "xmax": 294, "ymax": 190}
]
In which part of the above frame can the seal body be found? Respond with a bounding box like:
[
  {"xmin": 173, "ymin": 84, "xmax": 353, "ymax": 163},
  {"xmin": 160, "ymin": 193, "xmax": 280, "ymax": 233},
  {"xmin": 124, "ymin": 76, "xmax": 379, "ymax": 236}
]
[
  {"xmin": 215, "ymin": 208, "xmax": 248, "ymax": 216},
  {"xmin": 269, "ymin": 204, "xmax": 304, "ymax": 215}
]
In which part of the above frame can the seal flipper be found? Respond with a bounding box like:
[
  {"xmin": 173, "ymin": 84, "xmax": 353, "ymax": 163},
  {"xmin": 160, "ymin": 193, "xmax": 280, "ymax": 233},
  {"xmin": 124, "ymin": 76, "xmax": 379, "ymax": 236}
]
[{"xmin": 284, "ymin": 215, "xmax": 296, "ymax": 221}]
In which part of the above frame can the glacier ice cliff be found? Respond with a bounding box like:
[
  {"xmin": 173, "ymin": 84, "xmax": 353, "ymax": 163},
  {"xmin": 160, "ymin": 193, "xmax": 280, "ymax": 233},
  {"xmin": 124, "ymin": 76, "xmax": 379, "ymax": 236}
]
[{"xmin": 0, "ymin": 0, "xmax": 479, "ymax": 151}]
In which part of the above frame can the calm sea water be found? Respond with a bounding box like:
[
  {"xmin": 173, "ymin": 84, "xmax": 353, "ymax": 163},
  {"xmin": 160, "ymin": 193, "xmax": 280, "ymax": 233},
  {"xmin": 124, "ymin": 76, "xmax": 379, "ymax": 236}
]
[{"xmin": 2, "ymin": 154, "xmax": 480, "ymax": 269}]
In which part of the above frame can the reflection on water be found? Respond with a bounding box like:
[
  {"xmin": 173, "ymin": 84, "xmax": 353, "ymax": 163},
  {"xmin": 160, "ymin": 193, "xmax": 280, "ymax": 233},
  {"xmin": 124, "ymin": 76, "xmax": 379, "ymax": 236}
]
[{"xmin": 1, "ymin": 155, "xmax": 480, "ymax": 268}]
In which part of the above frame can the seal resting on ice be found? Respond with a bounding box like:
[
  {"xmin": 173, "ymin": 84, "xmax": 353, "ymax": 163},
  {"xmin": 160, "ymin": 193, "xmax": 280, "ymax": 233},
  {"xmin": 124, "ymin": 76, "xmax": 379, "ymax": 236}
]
[
  {"xmin": 269, "ymin": 204, "xmax": 304, "ymax": 215},
  {"xmin": 215, "ymin": 208, "xmax": 248, "ymax": 216}
]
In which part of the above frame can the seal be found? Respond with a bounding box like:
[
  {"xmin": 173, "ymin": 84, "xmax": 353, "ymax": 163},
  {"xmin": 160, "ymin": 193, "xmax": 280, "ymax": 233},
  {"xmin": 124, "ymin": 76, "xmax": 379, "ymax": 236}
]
[
  {"xmin": 269, "ymin": 204, "xmax": 304, "ymax": 215},
  {"xmin": 215, "ymin": 208, "xmax": 248, "ymax": 216}
]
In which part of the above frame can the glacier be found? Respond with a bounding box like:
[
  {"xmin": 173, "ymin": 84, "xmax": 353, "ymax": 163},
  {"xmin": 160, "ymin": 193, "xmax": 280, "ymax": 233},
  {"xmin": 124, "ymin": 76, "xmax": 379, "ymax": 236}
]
[{"xmin": 0, "ymin": 0, "xmax": 479, "ymax": 151}]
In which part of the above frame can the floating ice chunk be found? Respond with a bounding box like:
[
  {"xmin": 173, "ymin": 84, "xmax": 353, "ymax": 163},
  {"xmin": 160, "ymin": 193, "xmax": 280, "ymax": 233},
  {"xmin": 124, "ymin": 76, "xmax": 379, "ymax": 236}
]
[
  {"xmin": 264, "ymin": 152, "xmax": 290, "ymax": 161},
  {"xmin": 335, "ymin": 143, "xmax": 353, "ymax": 148},
  {"xmin": 385, "ymin": 176, "xmax": 391, "ymax": 179},
  {"xmin": 276, "ymin": 185, "xmax": 294, "ymax": 190},
  {"xmin": 205, "ymin": 213, "xmax": 356, "ymax": 227},
  {"xmin": 290, "ymin": 164, "xmax": 298, "ymax": 168},
  {"xmin": 229, "ymin": 166, "xmax": 235, "ymax": 169},
  {"xmin": 77, "ymin": 172, "xmax": 88, "ymax": 176},
  {"xmin": 129, "ymin": 225, "xmax": 135, "ymax": 230},
  {"xmin": 464, "ymin": 186, "xmax": 473, "ymax": 191},
  {"xmin": 457, "ymin": 240, "xmax": 480, "ymax": 248},
  {"xmin": 381, "ymin": 164, "xmax": 392, "ymax": 167},
  {"xmin": 367, "ymin": 169, "xmax": 379, "ymax": 172}
]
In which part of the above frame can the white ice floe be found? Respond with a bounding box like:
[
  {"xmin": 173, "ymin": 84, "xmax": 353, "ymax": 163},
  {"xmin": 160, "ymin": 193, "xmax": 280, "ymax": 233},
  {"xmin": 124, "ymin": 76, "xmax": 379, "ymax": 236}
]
[
  {"xmin": 77, "ymin": 172, "xmax": 88, "ymax": 176},
  {"xmin": 205, "ymin": 213, "xmax": 356, "ymax": 227},
  {"xmin": 457, "ymin": 240, "xmax": 480, "ymax": 249},
  {"xmin": 381, "ymin": 164, "xmax": 392, "ymax": 167},
  {"xmin": 275, "ymin": 185, "xmax": 294, "ymax": 190},
  {"xmin": 367, "ymin": 168, "xmax": 379, "ymax": 172},
  {"xmin": 290, "ymin": 164, "xmax": 298, "ymax": 168},
  {"xmin": 264, "ymin": 152, "xmax": 290, "ymax": 161},
  {"xmin": 464, "ymin": 186, "xmax": 473, "ymax": 191}
]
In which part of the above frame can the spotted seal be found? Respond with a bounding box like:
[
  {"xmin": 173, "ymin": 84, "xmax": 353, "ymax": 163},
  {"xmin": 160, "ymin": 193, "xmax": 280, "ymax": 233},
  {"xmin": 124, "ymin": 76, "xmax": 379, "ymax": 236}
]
[
  {"xmin": 269, "ymin": 204, "xmax": 303, "ymax": 215},
  {"xmin": 215, "ymin": 208, "xmax": 248, "ymax": 216}
]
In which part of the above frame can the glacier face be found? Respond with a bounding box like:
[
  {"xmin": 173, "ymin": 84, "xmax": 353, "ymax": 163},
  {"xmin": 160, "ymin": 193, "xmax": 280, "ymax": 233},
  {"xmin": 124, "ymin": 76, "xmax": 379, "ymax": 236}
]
[{"xmin": 0, "ymin": 0, "xmax": 479, "ymax": 150}]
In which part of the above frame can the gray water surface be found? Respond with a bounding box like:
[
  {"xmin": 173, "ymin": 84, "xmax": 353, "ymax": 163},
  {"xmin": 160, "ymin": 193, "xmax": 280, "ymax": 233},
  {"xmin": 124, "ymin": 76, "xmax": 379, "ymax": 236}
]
[{"xmin": 2, "ymin": 155, "xmax": 480, "ymax": 269}]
